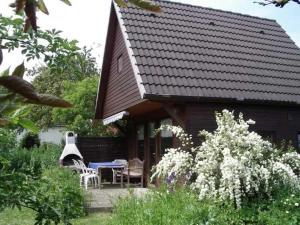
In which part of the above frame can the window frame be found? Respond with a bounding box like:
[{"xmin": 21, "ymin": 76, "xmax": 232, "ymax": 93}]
[{"xmin": 117, "ymin": 54, "xmax": 123, "ymax": 73}]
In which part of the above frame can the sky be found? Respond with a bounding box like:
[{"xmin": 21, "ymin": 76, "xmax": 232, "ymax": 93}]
[{"xmin": 0, "ymin": 0, "xmax": 300, "ymax": 74}]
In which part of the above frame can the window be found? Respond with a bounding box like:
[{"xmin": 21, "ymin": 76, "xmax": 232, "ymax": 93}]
[
  {"xmin": 117, "ymin": 54, "xmax": 123, "ymax": 73},
  {"xmin": 297, "ymin": 133, "xmax": 300, "ymax": 149},
  {"xmin": 160, "ymin": 119, "xmax": 173, "ymax": 138},
  {"xmin": 137, "ymin": 125, "xmax": 144, "ymax": 160},
  {"xmin": 160, "ymin": 119, "xmax": 173, "ymax": 155}
]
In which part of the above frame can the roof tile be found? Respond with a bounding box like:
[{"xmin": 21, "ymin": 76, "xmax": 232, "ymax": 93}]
[{"xmin": 119, "ymin": 0, "xmax": 300, "ymax": 104}]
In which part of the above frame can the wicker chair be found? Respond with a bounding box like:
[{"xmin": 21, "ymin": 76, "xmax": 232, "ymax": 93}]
[{"xmin": 122, "ymin": 158, "xmax": 144, "ymax": 187}]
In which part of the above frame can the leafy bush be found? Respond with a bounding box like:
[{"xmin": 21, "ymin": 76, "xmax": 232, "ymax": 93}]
[
  {"xmin": 19, "ymin": 132, "xmax": 41, "ymax": 149},
  {"xmin": 153, "ymin": 110, "xmax": 300, "ymax": 208},
  {"xmin": 108, "ymin": 187, "xmax": 300, "ymax": 225},
  {"xmin": 1, "ymin": 143, "xmax": 61, "ymax": 176},
  {"xmin": 34, "ymin": 168, "xmax": 85, "ymax": 224},
  {"xmin": 0, "ymin": 128, "xmax": 16, "ymax": 151},
  {"xmin": 0, "ymin": 144, "xmax": 84, "ymax": 225}
]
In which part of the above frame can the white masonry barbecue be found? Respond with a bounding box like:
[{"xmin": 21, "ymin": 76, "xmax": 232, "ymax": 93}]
[{"xmin": 59, "ymin": 131, "xmax": 83, "ymax": 166}]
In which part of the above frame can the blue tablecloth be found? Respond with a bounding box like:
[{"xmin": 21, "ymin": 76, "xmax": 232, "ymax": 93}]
[{"xmin": 88, "ymin": 162, "xmax": 124, "ymax": 169}]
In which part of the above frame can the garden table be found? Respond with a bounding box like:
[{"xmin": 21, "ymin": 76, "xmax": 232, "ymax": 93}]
[{"xmin": 88, "ymin": 162, "xmax": 125, "ymax": 189}]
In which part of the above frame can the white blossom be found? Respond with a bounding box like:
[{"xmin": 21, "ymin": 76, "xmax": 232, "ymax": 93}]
[{"xmin": 152, "ymin": 110, "xmax": 300, "ymax": 208}]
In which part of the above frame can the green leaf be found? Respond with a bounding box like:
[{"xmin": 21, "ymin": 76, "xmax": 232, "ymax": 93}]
[
  {"xmin": 18, "ymin": 118, "xmax": 39, "ymax": 133},
  {"xmin": 128, "ymin": 0, "xmax": 161, "ymax": 12},
  {"xmin": 0, "ymin": 104, "xmax": 20, "ymax": 115},
  {"xmin": 12, "ymin": 62, "xmax": 25, "ymax": 77},
  {"xmin": 0, "ymin": 67, "xmax": 10, "ymax": 77},
  {"xmin": 37, "ymin": 0, "xmax": 49, "ymax": 15},
  {"xmin": 0, "ymin": 76, "xmax": 39, "ymax": 101},
  {"xmin": 114, "ymin": 0, "xmax": 128, "ymax": 8},
  {"xmin": 12, "ymin": 18, "xmax": 24, "ymax": 25},
  {"xmin": 60, "ymin": 0, "xmax": 72, "ymax": 6},
  {"xmin": 12, "ymin": 106, "xmax": 30, "ymax": 118},
  {"xmin": 27, "ymin": 94, "xmax": 73, "ymax": 108}
]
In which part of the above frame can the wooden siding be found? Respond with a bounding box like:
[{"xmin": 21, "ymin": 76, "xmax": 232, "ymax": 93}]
[
  {"xmin": 77, "ymin": 136, "xmax": 127, "ymax": 181},
  {"xmin": 185, "ymin": 103, "xmax": 300, "ymax": 148},
  {"xmin": 102, "ymin": 23, "xmax": 143, "ymax": 118}
]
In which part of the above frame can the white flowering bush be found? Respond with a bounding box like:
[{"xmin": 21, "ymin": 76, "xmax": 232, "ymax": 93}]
[
  {"xmin": 152, "ymin": 110, "xmax": 300, "ymax": 208},
  {"xmin": 152, "ymin": 126, "xmax": 194, "ymax": 185}
]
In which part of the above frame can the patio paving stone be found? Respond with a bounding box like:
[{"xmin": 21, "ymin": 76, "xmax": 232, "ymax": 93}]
[{"xmin": 85, "ymin": 185, "xmax": 148, "ymax": 213}]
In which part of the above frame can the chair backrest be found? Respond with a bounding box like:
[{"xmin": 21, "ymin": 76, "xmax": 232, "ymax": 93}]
[
  {"xmin": 78, "ymin": 160, "xmax": 87, "ymax": 169},
  {"xmin": 128, "ymin": 158, "xmax": 143, "ymax": 174},
  {"xmin": 72, "ymin": 159, "xmax": 81, "ymax": 168}
]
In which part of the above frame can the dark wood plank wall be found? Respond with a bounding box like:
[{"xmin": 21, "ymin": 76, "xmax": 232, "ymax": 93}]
[
  {"xmin": 76, "ymin": 137, "xmax": 128, "ymax": 164},
  {"xmin": 102, "ymin": 23, "xmax": 143, "ymax": 118},
  {"xmin": 185, "ymin": 103, "xmax": 300, "ymax": 148}
]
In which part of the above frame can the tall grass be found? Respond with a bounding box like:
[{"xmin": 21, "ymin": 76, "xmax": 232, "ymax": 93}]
[{"xmin": 108, "ymin": 187, "xmax": 300, "ymax": 225}]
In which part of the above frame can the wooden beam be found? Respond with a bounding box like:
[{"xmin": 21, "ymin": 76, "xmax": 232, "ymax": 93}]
[
  {"xmin": 163, "ymin": 104, "xmax": 186, "ymax": 129},
  {"xmin": 154, "ymin": 121, "xmax": 162, "ymax": 186},
  {"xmin": 143, "ymin": 123, "xmax": 150, "ymax": 186}
]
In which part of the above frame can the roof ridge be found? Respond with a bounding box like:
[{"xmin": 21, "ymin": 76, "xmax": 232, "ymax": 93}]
[{"xmin": 159, "ymin": 0, "xmax": 276, "ymax": 23}]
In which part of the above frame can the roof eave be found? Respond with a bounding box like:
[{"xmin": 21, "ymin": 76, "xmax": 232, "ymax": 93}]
[
  {"xmin": 95, "ymin": 2, "xmax": 117, "ymax": 120},
  {"xmin": 113, "ymin": 1, "xmax": 146, "ymax": 99},
  {"xmin": 143, "ymin": 93, "xmax": 300, "ymax": 107}
]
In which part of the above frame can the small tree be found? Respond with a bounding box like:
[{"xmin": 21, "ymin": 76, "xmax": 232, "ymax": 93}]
[{"xmin": 52, "ymin": 76, "xmax": 111, "ymax": 136}]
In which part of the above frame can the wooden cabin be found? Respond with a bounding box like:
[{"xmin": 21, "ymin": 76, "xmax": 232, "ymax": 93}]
[{"xmin": 95, "ymin": 0, "xmax": 300, "ymax": 185}]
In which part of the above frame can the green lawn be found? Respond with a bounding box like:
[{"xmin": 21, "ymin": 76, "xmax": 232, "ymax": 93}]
[{"xmin": 0, "ymin": 208, "xmax": 110, "ymax": 225}]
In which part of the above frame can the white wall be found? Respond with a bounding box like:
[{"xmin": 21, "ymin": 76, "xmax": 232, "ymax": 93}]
[
  {"xmin": 17, "ymin": 127, "xmax": 65, "ymax": 145},
  {"xmin": 39, "ymin": 127, "xmax": 65, "ymax": 145}
]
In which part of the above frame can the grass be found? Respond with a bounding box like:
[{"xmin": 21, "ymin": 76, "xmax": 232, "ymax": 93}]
[{"xmin": 0, "ymin": 208, "xmax": 111, "ymax": 225}]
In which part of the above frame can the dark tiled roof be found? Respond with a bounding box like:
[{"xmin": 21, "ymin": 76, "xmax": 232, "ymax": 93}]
[{"xmin": 119, "ymin": 0, "xmax": 300, "ymax": 104}]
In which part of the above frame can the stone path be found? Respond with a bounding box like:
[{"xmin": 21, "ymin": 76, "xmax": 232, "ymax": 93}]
[{"xmin": 85, "ymin": 186, "xmax": 149, "ymax": 212}]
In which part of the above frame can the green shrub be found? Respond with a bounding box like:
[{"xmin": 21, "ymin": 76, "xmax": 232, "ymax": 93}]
[
  {"xmin": 0, "ymin": 128, "xmax": 16, "ymax": 151},
  {"xmin": 20, "ymin": 132, "xmax": 40, "ymax": 149},
  {"xmin": 34, "ymin": 167, "xmax": 85, "ymax": 224},
  {"xmin": 0, "ymin": 144, "xmax": 61, "ymax": 177},
  {"xmin": 108, "ymin": 187, "xmax": 300, "ymax": 225},
  {"xmin": 0, "ymin": 144, "xmax": 84, "ymax": 225}
]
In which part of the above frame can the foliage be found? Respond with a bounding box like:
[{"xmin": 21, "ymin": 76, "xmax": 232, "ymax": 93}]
[
  {"xmin": 8, "ymin": 0, "xmax": 71, "ymax": 32},
  {"xmin": 28, "ymin": 46, "xmax": 100, "ymax": 83},
  {"xmin": 152, "ymin": 110, "xmax": 300, "ymax": 208},
  {"xmin": 0, "ymin": 144, "xmax": 85, "ymax": 225},
  {"xmin": 36, "ymin": 167, "xmax": 85, "ymax": 224},
  {"xmin": 19, "ymin": 132, "xmax": 40, "ymax": 149},
  {"xmin": 28, "ymin": 47, "xmax": 100, "ymax": 129},
  {"xmin": 108, "ymin": 187, "xmax": 300, "ymax": 225},
  {"xmin": 7, "ymin": 0, "xmax": 160, "ymax": 33},
  {"xmin": 0, "ymin": 208, "xmax": 110, "ymax": 225},
  {"xmin": 255, "ymin": 0, "xmax": 300, "ymax": 7},
  {"xmin": 52, "ymin": 76, "xmax": 111, "ymax": 136},
  {"xmin": 0, "ymin": 16, "xmax": 80, "ymax": 73},
  {"xmin": 0, "ymin": 127, "xmax": 17, "ymax": 151},
  {"xmin": 0, "ymin": 64, "xmax": 72, "ymax": 131}
]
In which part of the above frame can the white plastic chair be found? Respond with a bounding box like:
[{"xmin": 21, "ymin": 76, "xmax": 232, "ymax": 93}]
[
  {"xmin": 78, "ymin": 160, "xmax": 96, "ymax": 174},
  {"xmin": 112, "ymin": 159, "xmax": 128, "ymax": 184},
  {"xmin": 72, "ymin": 159, "xmax": 87, "ymax": 186},
  {"xmin": 74, "ymin": 160, "xmax": 99, "ymax": 189}
]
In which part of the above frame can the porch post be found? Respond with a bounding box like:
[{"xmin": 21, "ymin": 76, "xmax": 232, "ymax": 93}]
[
  {"xmin": 144, "ymin": 123, "xmax": 150, "ymax": 186},
  {"xmin": 155, "ymin": 121, "xmax": 161, "ymax": 186},
  {"xmin": 127, "ymin": 121, "xmax": 137, "ymax": 159}
]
